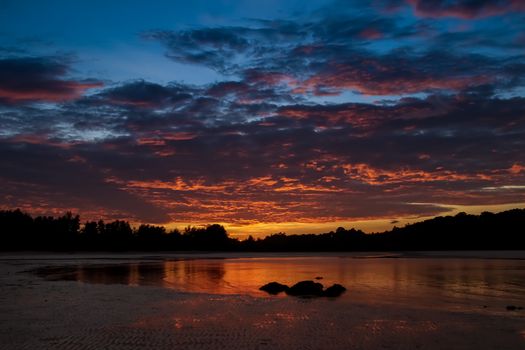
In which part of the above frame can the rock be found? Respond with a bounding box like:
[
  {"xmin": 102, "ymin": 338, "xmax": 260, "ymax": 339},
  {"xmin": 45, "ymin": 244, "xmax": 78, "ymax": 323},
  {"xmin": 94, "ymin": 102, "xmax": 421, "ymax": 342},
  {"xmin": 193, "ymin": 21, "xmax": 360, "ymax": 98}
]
[
  {"xmin": 506, "ymin": 305, "xmax": 523, "ymax": 311},
  {"xmin": 315, "ymin": 276, "xmax": 323, "ymax": 280},
  {"xmin": 323, "ymin": 284, "xmax": 346, "ymax": 297},
  {"xmin": 260, "ymin": 280, "xmax": 347, "ymax": 298},
  {"xmin": 286, "ymin": 280, "xmax": 324, "ymax": 297},
  {"xmin": 259, "ymin": 282, "xmax": 289, "ymax": 295}
]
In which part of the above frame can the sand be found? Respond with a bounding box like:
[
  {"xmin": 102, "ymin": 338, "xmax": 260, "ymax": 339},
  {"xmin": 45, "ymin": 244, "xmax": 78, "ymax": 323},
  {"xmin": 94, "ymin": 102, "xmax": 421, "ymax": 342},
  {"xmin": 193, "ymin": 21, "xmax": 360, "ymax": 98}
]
[{"xmin": 1, "ymin": 253, "xmax": 525, "ymax": 349}]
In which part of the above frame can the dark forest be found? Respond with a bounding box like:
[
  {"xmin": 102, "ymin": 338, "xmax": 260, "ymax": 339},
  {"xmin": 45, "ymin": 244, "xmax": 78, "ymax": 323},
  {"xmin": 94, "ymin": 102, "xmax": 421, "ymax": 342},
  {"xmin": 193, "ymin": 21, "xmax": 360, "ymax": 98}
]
[{"xmin": 1, "ymin": 209, "xmax": 524, "ymax": 252}]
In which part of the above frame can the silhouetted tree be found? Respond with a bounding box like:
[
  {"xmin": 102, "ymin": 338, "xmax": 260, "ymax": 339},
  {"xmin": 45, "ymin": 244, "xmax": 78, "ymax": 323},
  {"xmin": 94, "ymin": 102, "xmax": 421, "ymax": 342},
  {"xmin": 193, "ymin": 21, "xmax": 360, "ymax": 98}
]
[
  {"xmin": 0, "ymin": 208, "xmax": 524, "ymax": 251},
  {"xmin": 137, "ymin": 224, "xmax": 172, "ymax": 250},
  {"xmin": 182, "ymin": 224, "xmax": 233, "ymax": 250},
  {"xmin": 104, "ymin": 220, "xmax": 133, "ymax": 251}
]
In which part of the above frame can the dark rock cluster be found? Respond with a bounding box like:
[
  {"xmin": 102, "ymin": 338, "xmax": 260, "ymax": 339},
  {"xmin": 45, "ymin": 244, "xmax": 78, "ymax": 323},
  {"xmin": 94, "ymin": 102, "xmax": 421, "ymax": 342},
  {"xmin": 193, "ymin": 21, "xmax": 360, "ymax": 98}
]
[
  {"xmin": 259, "ymin": 280, "xmax": 346, "ymax": 297},
  {"xmin": 259, "ymin": 281, "xmax": 289, "ymax": 295}
]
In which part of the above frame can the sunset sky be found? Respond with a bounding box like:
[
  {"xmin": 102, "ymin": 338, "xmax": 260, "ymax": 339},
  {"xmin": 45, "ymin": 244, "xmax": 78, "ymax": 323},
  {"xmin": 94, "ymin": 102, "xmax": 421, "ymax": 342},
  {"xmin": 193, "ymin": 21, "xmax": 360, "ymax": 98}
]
[{"xmin": 1, "ymin": 0, "xmax": 524, "ymax": 237}]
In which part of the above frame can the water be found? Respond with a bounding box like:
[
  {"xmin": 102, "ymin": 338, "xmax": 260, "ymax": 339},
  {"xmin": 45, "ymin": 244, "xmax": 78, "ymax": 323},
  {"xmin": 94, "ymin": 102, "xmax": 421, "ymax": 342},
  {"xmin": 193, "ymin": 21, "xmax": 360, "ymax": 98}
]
[
  {"xmin": 7, "ymin": 252, "xmax": 525, "ymax": 348},
  {"xmin": 34, "ymin": 252, "xmax": 525, "ymax": 312}
]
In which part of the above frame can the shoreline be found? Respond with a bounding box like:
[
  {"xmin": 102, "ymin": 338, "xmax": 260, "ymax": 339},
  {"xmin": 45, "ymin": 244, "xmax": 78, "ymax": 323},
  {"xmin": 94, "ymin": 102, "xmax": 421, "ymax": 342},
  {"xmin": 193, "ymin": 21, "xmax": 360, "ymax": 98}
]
[{"xmin": 2, "ymin": 250, "xmax": 525, "ymax": 261}]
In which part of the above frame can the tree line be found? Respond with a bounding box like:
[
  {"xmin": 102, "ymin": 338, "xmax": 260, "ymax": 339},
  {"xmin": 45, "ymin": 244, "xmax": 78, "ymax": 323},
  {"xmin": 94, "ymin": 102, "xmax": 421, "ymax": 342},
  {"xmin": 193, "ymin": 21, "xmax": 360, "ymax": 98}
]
[{"xmin": 0, "ymin": 208, "xmax": 524, "ymax": 251}]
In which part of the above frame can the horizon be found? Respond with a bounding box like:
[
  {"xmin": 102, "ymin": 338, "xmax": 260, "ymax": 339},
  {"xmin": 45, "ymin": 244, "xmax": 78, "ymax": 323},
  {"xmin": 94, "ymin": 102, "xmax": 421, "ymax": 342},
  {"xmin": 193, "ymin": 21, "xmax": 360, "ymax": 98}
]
[
  {"xmin": 4, "ymin": 206, "xmax": 524, "ymax": 240},
  {"xmin": 1, "ymin": 1, "xmax": 524, "ymax": 239}
]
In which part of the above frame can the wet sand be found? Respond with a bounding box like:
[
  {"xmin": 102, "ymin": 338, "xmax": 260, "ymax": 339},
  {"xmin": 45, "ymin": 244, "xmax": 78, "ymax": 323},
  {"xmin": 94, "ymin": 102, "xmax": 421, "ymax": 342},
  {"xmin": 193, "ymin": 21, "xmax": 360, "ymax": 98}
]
[{"xmin": 1, "ymin": 253, "xmax": 525, "ymax": 349}]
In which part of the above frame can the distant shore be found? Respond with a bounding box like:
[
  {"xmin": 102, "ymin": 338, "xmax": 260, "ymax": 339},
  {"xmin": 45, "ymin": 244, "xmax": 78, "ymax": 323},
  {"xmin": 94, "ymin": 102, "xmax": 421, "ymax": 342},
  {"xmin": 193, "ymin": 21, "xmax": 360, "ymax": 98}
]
[{"xmin": 1, "ymin": 209, "xmax": 525, "ymax": 252}]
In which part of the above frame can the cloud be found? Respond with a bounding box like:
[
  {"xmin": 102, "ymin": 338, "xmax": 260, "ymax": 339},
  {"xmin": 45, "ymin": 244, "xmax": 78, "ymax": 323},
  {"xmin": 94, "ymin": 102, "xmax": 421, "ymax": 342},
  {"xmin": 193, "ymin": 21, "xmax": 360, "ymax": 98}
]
[
  {"xmin": 1, "ymin": 4, "xmax": 524, "ymax": 227},
  {"xmin": 146, "ymin": 12, "xmax": 524, "ymax": 97},
  {"xmin": 144, "ymin": 28, "xmax": 253, "ymax": 73},
  {"xmin": 0, "ymin": 56, "xmax": 102, "ymax": 104},
  {"xmin": 293, "ymin": 49, "xmax": 513, "ymax": 95},
  {"xmin": 406, "ymin": 0, "xmax": 525, "ymax": 19},
  {"xmin": 0, "ymin": 140, "xmax": 170, "ymax": 222},
  {"xmin": 1, "ymin": 76, "xmax": 523, "ymax": 224},
  {"xmin": 86, "ymin": 80, "xmax": 193, "ymax": 109}
]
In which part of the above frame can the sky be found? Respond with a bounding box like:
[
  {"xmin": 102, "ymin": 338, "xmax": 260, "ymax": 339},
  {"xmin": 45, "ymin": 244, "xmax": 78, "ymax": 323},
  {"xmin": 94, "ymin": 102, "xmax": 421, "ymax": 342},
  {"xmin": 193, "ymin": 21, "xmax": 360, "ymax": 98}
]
[{"xmin": 1, "ymin": 0, "xmax": 524, "ymax": 238}]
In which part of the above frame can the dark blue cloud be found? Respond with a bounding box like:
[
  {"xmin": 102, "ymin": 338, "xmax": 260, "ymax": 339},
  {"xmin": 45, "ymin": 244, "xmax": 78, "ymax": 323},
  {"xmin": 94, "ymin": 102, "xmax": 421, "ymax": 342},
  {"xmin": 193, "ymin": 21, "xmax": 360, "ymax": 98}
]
[
  {"xmin": 147, "ymin": 9, "xmax": 525, "ymax": 97},
  {"xmin": 404, "ymin": 0, "xmax": 525, "ymax": 18},
  {"xmin": 0, "ymin": 56, "xmax": 101, "ymax": 104},
  {"xmin": 88, "ymin": 80, "xmax": 193, "ymax": 109}
]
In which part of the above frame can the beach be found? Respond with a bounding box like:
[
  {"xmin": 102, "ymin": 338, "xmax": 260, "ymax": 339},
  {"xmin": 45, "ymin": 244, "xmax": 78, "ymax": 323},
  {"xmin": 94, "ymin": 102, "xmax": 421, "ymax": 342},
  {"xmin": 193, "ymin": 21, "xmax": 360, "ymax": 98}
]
[{"xmin": 1, "ymin": 253, "xmax": 525, "ymax": 349}]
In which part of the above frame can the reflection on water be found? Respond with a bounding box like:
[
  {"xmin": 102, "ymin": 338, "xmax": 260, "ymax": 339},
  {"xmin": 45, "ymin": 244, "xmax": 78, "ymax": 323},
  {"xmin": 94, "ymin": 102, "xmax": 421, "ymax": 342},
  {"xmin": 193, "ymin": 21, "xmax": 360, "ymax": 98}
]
[{"xmin": 36, "ymin": 256, "xmax": 525, "ymax": 308}]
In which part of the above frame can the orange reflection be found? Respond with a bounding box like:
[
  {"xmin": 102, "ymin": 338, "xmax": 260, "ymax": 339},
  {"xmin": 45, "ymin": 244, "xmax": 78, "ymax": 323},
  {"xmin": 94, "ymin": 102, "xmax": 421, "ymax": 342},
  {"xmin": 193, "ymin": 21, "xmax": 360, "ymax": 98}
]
[{"xmin": 39, "ymin": 255, "xmax": 525, "ymax": 311}]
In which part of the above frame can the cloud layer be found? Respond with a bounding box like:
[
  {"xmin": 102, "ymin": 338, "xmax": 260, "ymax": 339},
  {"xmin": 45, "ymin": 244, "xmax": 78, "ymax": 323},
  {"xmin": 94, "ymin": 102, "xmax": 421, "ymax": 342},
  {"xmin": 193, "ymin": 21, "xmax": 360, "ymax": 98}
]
[{"xmin": 1, "ymin": 0, "xmax": 524, "ymax": 233}]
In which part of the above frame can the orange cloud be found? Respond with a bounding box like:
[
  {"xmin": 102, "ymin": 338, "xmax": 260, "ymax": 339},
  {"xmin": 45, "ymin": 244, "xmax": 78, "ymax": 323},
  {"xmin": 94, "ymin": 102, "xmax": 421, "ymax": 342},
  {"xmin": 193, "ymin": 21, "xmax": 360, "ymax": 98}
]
[
  {"xmin": 340, "ymin": 163, "xmax": 493, "ymax": 185},
  {"xmin": 509, "ymin": 163, "xmax": 525, "ymax": 174}
]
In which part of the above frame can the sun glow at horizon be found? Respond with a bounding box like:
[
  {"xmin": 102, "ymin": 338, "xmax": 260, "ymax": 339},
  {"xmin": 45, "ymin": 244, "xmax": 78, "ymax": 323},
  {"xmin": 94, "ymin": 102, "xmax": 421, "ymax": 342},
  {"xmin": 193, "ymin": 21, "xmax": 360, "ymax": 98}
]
[{"xmin": 157, "ymin": 202, "xmax": 525, "ymax": 239}]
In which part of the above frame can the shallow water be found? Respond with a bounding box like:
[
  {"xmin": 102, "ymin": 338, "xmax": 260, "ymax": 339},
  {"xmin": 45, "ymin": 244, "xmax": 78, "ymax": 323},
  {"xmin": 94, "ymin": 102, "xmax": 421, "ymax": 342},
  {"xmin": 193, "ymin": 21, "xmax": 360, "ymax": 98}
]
[
  {"xmin": 34, "ymin": 253, "xmax": 525, "ymax": 312},
  {"xmin": 3, "ymin": 252, "xmax": 525, "ymax": 349}
]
